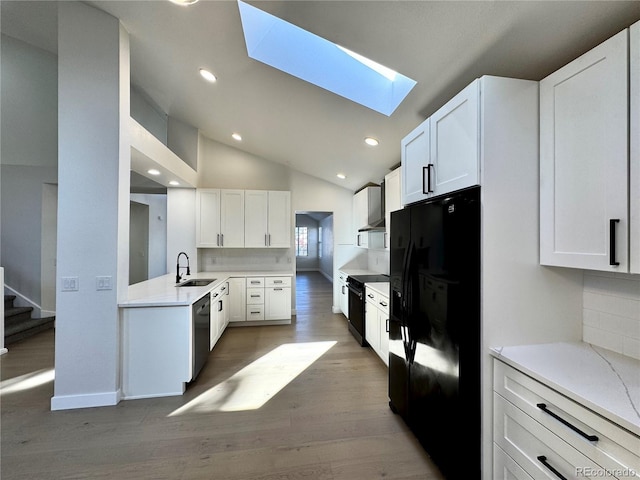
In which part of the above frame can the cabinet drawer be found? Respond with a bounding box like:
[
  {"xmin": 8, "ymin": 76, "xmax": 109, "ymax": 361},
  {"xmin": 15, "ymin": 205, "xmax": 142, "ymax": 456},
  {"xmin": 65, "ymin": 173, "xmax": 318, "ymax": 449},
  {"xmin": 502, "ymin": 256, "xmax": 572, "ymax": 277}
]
[
  {"xmin": 365, "ymin": 289, "xmax": 379, "ymax": 306},
  {"xmin": 246, "ymin": 288, "xmax": 264, "ymax": 304},
  {"xmin": 494, "ymin": 361, "xmax": 640, "ymax": 478},
  {"xmin": 246, "ymin": 305, "xmax": 264, "ymax": 321},
  {"xmin": 378, "ymin": 295, "xmax": 389, "ymax": 315},
  {"xmin": 493, "ymin": 443, "xmax": 533, "ymax": 480},
  {"xmin": 246, "ymin": 277, "xmax": 265, "ymax": 287},
  {"xmin": 494, "ymin": 393, "xmax": 612, "ymax": 479},
  {"xmin": 265, "ymin": 276, "xmax": 291, "ymax": 287}
]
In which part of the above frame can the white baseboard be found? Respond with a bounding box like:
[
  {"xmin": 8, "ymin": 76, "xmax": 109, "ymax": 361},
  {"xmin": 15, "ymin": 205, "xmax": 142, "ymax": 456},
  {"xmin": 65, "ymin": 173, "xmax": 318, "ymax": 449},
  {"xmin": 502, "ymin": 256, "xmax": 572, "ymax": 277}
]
[
  {"xmin": 41, "ymin": 309, "xmax": 56, "ymax": 318},
  {"xmin": 0, "ymin": 348, "xmax": 8, "ymax": 356},
  {"xmin": 51, "ymin": 390, "xmax": 121, "ymax": 411},
  {"xmin": 291, "ymin": 308, "xmax": 297, "ymax": 316},
  {"xmin": 332, "ymin": 306, "xmax": 341, "ymax": 314}
]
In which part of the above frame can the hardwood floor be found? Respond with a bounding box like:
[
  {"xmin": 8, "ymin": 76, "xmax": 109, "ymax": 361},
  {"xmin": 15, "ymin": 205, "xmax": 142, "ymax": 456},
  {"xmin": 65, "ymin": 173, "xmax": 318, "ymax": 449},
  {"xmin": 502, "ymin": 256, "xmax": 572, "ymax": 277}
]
[{"xmin": 0, "ymin": 272, "xmax": 444, "ymax": 480}]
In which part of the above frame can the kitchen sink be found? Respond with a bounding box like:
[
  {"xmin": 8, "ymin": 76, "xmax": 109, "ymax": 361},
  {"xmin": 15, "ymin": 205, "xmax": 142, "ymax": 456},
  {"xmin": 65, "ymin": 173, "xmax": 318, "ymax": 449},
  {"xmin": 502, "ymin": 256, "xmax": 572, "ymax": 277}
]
[{"xmin": 177, "ymin": 279, "xmax": 216, "ymax": 287}]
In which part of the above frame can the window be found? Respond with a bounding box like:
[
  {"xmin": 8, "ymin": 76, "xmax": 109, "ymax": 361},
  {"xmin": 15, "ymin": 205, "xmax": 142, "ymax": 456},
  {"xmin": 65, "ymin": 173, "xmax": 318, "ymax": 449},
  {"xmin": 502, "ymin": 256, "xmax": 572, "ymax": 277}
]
[{"xmin": 295, "ymin": 227, "xmax": 308, "ymax": 256}]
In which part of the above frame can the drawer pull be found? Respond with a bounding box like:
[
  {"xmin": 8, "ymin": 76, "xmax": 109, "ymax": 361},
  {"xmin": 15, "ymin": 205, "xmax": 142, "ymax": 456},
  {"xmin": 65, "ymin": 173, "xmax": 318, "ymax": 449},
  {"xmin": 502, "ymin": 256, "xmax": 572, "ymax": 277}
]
[
  {"xmin": 250, "ymin": 295, "xmax": 261, "ymax": 298},
  {"xmin": 379, "ymin": 301, "xmax": 388, "ymax": 307},
  {"xmin": 536, "ymin": 456, "xmax": 567, "ymax": 480},
  {"xmin": 368, "ymin": 293, "xmax": 374, "ymax": 298},
  {"xmin": 536, "ymin": 403, "xmax": 599, "ymax": 442}
]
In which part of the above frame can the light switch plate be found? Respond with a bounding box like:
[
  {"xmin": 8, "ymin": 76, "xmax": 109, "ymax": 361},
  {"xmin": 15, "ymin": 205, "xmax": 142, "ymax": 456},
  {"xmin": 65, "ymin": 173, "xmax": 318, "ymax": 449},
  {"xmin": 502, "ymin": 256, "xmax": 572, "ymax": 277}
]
[
  {"xmin": 61, "ymin": 276, "xmax": 79, "ymax": 292},
  {"xmin": 96, "ymin": 276, "xmax": 112, "ymax": 291}
]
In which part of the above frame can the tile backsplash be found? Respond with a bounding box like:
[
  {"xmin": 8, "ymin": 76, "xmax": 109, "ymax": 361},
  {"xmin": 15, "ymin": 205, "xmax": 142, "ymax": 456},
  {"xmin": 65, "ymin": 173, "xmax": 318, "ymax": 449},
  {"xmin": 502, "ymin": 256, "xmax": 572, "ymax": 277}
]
[
  {"xmin": 583, "ymin": 272, "xmax": 640, "ymax": 360},
  {"xmin": 198, "ymin": 249, "xmax": 293, "ymax": 272}
]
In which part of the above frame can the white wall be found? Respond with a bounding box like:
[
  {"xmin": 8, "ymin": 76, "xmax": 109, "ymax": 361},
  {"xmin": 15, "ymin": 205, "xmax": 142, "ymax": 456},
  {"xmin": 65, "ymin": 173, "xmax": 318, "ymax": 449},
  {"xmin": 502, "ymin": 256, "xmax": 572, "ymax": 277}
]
[
  {"xmin": 319, "ymin": 215, "xmax": 334, "ymax": 281},
  {"xmin": 166, "ymin": 188, "xmax": 196, "ymax": 281},
  {"xmin": 1, "ymin": 34, "xmax": 58, "ymax": 308},
  {"xmin": 130, "ymin": 193, "xmax": 167, "ymax": 280}
]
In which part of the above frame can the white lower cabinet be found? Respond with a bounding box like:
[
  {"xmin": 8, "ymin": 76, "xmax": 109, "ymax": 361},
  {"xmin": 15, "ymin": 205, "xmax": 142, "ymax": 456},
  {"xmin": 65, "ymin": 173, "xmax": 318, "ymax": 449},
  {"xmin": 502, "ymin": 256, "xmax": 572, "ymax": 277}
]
[
  {"xmin": 228, "ymin": 277, "xmax": 246, "ymax": 323},
  {"xmin": 265, "ymin": 276, "xmax": 292, "ymax": 321},
  {"xmin": 365, "ymin": 287, "xmax": 389, "ymax": 366},
  {"xmin": 209, "ymin": 282, "xmax": 229, "ymax": 350},
  {"xmin": 244, "ymin": 276, "xmax": 292, "ymax": 322},
  {"xmin": 337, "ymin": 271, "xmax": 349, "ymax": 318},
  {"xmin": 493, "ymin": 444, "xmax": 533, "ymax": 480},
  {"xmin": 493, "ymin": 360, "xmax": 640, "ymax": 480}
]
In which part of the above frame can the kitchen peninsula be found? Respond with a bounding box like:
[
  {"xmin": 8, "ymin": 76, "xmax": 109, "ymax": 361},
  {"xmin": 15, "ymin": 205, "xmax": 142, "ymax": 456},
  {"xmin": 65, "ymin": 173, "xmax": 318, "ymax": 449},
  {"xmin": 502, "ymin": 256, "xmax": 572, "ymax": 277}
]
[{"xmin": 119, "ymin": 271, "xmax": 293, "ymax": 400}]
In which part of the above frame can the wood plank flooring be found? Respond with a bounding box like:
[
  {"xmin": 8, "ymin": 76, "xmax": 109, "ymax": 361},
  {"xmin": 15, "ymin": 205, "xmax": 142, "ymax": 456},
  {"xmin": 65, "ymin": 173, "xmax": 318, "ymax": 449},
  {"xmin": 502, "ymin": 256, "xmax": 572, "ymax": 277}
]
[{"xmin": 0, "ymin": 272, "xmax": 444, "ymax": 480}]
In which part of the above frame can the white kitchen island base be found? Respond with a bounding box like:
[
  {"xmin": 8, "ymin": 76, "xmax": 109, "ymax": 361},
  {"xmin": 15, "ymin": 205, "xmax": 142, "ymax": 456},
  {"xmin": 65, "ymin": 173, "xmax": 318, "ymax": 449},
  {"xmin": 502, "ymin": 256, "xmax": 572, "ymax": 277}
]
[{"xmin": 121, "ymin": 305, "xmax": 192, "ymax": 399}]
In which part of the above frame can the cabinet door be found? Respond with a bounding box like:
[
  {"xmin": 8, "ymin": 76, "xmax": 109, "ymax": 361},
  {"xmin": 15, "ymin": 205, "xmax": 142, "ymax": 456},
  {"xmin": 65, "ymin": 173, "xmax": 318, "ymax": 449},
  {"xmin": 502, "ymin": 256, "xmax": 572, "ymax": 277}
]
[
  {"xmin": 401, "ymin": 119, "xmax": 430, "ymax": 205},
  {"xmin": 196, "ymin": 189, "xmax": 221, "ymax": 248},
  {"xmin": 210, "ymin": 291, "xmax": 220, "ymax": 350},
  {"xmin": 540, "ymin": 30, "xmax": 628, "ymax": 271},
  {"xmin": 267, "ymin": 191, "xmax": 291, "ymax": 247},
  {"xmin": 365, "ymin": 300, "xmax": 380, "ymax": 352},
  {"xmin": 244, "ymin": 190, "xmax": 269, "ymax": 248},
  {"xmin": 220, "ymin": 190, "xmax": 245, "ymax": 248},
  {"xmin": 378, "ymin": 303, "xmax": 389, "ymax": 366},
  {"xmin": 385, "ymin": 167, "xmax": 402, "ymax": 250},
  {"xmin": 631, "ymin": 21, "xmax": 640, "ymax": 274},
  {"xmin": 429, "ymin": 79, "xmax": 479, "ymax": 197},
  {"xmin": 220, "ymin": 283, "xmax": 230, "ymax": 329},
  {"xmin": 265, "ymin": 287, "xmax": 291, "ymax": 321},
  {"xmin": 228, "ymin": 277, "xmax": 246, "ymax": 323}
]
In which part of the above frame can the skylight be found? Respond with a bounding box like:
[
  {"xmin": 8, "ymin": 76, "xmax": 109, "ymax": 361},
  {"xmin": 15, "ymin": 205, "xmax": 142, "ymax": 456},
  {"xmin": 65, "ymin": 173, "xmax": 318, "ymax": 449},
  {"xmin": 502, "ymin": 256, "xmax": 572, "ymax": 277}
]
[{"xmin": 237, "ymin": 1, "xmax": 417, "ymax": 116}]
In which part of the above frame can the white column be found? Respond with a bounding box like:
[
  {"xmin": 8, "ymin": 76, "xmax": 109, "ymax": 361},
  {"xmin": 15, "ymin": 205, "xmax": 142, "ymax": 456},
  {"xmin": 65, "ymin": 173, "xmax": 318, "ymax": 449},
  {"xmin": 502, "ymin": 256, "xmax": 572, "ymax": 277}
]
[{"xmin": 52, "ymin": 2, "xmax": 130, "ymax": 410}]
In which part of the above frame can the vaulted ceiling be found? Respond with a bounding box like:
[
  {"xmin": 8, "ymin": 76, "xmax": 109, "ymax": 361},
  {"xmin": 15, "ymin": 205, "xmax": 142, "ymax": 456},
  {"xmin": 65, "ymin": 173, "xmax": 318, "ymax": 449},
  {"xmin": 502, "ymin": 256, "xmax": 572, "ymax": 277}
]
[{"xmin": 3, "ymin": 1, "xmax": 640, "ymax": 191}]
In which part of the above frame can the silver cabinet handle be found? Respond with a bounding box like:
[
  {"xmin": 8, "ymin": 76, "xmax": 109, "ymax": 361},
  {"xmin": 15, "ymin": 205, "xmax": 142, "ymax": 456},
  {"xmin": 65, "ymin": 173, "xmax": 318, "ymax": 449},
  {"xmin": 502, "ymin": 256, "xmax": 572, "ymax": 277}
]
[{"xmin": 217, "ymin": 233, "xmax": 220, "ymax": 246}]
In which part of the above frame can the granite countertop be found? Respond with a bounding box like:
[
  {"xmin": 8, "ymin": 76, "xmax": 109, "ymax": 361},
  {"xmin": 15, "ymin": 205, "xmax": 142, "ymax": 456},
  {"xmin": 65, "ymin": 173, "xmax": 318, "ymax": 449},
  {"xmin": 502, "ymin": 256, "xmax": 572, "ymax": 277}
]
[
  {"xmin": 120, "ymin": 271, "xmax": 293, "ymax": 308},
  {"xmin": 491, "ymin": 342, "xmax": 640, "ymax": 437},
  {"xmin": 365, "ymin": 282, "xmax": 390, "ymax": 298}
]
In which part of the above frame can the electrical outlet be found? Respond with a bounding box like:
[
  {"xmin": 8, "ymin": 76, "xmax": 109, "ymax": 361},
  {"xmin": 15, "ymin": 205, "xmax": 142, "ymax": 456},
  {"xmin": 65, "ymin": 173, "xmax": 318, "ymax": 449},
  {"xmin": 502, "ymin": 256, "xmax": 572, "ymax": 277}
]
[
  {"xmin": 96, "ymin": 276, "xmax": 113, "ymax": 291},
  {"xmin": 61, "ymin": 276, "xmax": 79, "ymax": 292}
]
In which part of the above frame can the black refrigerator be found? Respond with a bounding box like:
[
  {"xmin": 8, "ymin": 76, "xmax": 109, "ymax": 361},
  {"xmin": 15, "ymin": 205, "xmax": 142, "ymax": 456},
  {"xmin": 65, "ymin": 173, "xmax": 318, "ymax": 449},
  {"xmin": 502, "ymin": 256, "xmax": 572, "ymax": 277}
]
[{"xmin": 389, "ymin": 186, "xmax": 481, "ymax": 479}]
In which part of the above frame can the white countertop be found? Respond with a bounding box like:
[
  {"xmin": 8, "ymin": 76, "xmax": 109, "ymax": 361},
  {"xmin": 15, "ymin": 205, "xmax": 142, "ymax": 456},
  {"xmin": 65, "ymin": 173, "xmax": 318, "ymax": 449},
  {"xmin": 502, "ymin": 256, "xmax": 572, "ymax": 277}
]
[
  {"xmin": 338, "ymin": 268, "xmax": 385, "ymax": 276},
  {"xmin": 491, "ymin": 342, "xmax": 640, "ymax": 437},
  {"xmin": 365, "ymin": 282, "xmax": 389, "ymax": 298},
  {"xmin": 120, "ymin": 271, "xmax": 293, "ymax": 308}
]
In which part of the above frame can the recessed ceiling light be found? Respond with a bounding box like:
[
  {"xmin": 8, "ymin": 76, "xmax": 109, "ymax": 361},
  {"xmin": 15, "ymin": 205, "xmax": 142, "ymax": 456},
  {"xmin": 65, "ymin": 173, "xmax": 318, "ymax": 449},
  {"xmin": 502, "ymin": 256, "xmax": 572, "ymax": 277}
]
[
  {"xmin": 232, "ymin": 133, "xmax": 242, "ymax": 141},
  {"xmin": 336, "ymin": 173, "xmax": 346, "ymax": 180},
  {"xmin": 169, "ymin": 0, "xmax": 199, "ymax": 6},
  {"xmin": 199, "ymin": 68, "xmax": 217, "ymax": 83},
  {"xmin": 364, "ymin": 137, "xmax": 379, "ymax": 147},
  {"xmin": 169, "ymin": 180, "xmax": 180, "ymax": 186},
  {"xmin": 148, "ymin": 169, "xmax": 160, "ymax": 175}
]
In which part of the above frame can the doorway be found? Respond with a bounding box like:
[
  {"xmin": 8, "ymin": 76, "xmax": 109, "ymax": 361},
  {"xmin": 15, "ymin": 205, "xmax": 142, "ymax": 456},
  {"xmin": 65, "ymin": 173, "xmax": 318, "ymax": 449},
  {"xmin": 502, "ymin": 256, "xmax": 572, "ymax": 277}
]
[{"xmin": 294, "ymin": 212, "xmax": 333, "ymax": 282}]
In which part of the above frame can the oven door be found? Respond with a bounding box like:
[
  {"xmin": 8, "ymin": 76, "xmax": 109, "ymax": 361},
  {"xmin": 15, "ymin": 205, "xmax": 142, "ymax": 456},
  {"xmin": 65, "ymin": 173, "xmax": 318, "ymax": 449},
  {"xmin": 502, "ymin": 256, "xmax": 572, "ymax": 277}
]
[{"xmin": 347, "ymin": 283, "xmax": 366, "ymax": 346}]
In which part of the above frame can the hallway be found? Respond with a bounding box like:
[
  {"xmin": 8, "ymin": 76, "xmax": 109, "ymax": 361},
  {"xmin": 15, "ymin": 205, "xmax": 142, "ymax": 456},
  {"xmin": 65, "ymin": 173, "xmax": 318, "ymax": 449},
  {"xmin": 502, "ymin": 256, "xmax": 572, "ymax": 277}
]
[{"xmin": 0, "ymin": 272, "xmax": 443, "ymax": 479}]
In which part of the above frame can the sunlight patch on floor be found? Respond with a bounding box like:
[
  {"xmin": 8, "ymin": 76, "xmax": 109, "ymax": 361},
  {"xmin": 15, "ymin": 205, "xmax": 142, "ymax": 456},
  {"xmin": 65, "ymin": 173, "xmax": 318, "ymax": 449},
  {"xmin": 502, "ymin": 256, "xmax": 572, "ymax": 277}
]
[
  {"xmin": 0, "ymin": 368, "xmax": 55, "ymax": 396},
  {"xmin": 169, "ymin": 341, "xmax": 336, "ymax": 416}
]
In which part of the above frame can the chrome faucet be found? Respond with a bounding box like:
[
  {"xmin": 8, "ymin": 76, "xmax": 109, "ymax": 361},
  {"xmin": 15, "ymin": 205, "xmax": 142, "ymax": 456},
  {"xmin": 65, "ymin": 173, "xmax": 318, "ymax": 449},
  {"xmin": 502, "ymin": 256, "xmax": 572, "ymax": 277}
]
[{"xmin": 176, "ymin": 251, "xmax": 191, "ymax": 284}]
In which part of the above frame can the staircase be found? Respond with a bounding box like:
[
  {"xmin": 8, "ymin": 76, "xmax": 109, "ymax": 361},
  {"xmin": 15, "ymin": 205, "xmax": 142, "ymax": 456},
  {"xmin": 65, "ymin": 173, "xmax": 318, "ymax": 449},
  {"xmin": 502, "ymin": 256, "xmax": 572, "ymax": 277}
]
[{"xmin": 4, "ymin": 295, "xmax": 55, "ymax": 345}]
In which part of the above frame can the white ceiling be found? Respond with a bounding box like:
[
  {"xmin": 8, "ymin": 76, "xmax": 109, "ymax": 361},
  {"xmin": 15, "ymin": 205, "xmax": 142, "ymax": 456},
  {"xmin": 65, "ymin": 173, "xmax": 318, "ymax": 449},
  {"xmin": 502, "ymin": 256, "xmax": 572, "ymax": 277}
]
[{"xmin": 2, "ymin": 1, "xmax": 640, "ymax": 192}]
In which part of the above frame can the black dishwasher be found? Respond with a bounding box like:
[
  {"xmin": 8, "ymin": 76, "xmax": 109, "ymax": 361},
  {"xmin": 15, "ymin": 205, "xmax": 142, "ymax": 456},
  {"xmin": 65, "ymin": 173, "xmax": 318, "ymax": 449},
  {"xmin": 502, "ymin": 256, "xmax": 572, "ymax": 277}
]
[{"xmin": 192, "ymin": 294, "xmax": 211, "ymax": 381}]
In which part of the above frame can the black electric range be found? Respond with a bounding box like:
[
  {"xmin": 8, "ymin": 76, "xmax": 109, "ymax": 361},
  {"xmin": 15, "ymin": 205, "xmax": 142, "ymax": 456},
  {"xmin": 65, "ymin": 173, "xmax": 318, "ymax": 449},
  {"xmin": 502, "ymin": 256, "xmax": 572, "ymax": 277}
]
[{"xmin": 346, "ymin": 274, "xmax": 389, "ymax": 346}]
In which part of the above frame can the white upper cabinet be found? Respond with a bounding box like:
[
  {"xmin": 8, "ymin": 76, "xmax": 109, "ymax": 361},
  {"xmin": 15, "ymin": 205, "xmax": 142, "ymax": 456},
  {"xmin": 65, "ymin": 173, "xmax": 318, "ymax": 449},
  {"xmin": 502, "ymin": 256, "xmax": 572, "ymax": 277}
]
[
  {"xmin": 401, "ymin": 80, "xmax": 480, "ymax": 206},
  {"xmin": 220, "ymin": 189, "xmax": 245, "ymax": 248},
  {"xmin": 401, "ymin": 119, "xmax": 430, "ymax": 205},
  {"xmin": 384, "ymin": 167, "xmax": 402, "ymax": 250},
  {"xmin": 540, "ymin": 29, "xmax": 629, "ymax": 271},
  {"xmin": 630, "ymin": 22, "xmax": 640, "ymax": 273},
  {"xmin": 244, "ymin": 190, "xmax": 291, "ymax": 248},
  {"xmin": 429, "ymin": 80, "xmax": 479, "ymax": 196},
  {"xmin": 196, "ymin": 189, "xmax": 221, "ymax": 248},
  {"xmin": 244, "ymin": 190, "xmax": 269, "ymax": 248},
  {"xmin": 197, "ymin": 188, "xmax": 290, "ymax": 249},
  {"xmin": 266, "ymin": 191, "xmax": 291, "ymax": 248}
]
